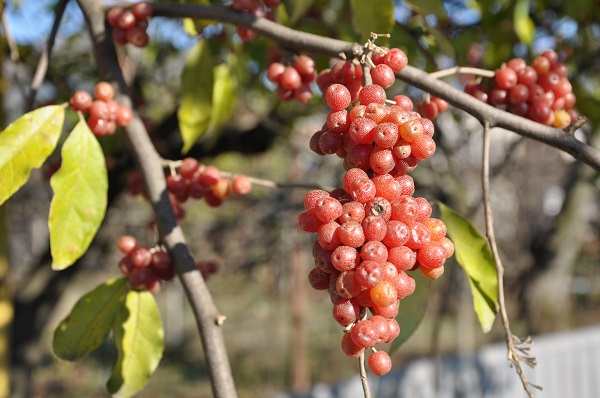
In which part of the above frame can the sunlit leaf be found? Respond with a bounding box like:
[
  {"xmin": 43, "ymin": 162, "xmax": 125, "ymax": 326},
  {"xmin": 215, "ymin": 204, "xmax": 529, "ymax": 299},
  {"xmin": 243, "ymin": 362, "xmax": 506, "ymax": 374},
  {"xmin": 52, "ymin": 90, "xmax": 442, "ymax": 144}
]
[
  {"xmin": 178, "ymin": 38, "xmax": 214, "ymax": 154},
  {"xmin": 349, "ymin": 0, "xmax": 395, "ymax": 43},
  {"xmin": 49, "ymin": 120, "xmax": 108, "ymax": 270},
  {"xmin": 513, "ymin": 0, "xmax": 535, "ymax": 46},
  {"xmin": 207, "ymin": 62, "xmax": 237, "ymax": 133},
  {"xmin": 438, "ymin": 203, "xmax": 499, "ymax": 333},
  {"xmin": 52, "ymin": 278, "xmax": 128, "ymax": 360},
  {"xmin": 0, "ymin": 105, "xmax": 64, "ymax": 206},
  {"xmin": 107, "ymin": 290, "xmax": 164, "ymax": 398},
  {"xmin": 389, "ymin": 272, "xmax": 431, "ymax": 353}
]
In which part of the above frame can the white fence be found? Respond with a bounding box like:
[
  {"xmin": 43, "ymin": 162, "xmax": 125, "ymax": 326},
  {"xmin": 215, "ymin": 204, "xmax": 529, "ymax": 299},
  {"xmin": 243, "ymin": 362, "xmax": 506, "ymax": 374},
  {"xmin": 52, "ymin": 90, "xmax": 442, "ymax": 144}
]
[{"xmin": 275, "ymin": 324, "xmax": 600, "ymax": 398}]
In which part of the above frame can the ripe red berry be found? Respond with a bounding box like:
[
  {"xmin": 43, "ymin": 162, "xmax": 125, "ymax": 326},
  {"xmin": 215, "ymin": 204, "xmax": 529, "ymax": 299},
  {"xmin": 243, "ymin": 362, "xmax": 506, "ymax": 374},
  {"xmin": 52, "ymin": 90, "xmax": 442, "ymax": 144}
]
[
  {"xmin": 325, "ymin": 84, "xmax": 352, "ymax": 111},
  {"xmin": 69, "ymin": 90, "xmax": 93, "ymax": 112},
  {"xmin": 115, "ymin": 105, "xmax": 132, "ymax": 127},
  {"xmin": 117, "ymin": 235, "xmax": 138, "ymax": 255},
  {"xmin": 117, "ymin": 10, "xmax": 136, "ymax": 30},
  {"xmin": 232, "ymin": 175, "xmax": 252, "ymax": 195},
  {"xmin": 131, "ymin": 2, "xmax": 153, "ymax": 19},
  {"xmin": 359, "ymin": 84, "xmax": 387, "ymax": 105},
  {"xmin": 368, "ymin": 351, "xmax": 392, "ymax": 376},
  {"xmin": 384, "ymin": 48, "xmax": 408, "ymax": 72}
]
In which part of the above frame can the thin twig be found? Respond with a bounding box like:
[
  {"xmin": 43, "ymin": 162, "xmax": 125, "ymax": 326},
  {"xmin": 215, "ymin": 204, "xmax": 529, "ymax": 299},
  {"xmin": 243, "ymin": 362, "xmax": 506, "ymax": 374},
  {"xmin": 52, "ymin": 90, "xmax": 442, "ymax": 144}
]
[
  {"xmin": 1, "ymin": 9, "xmax": 19, "ymax": 62},
  {"xmin": 25, "ymin": 0, "xmax": 69, "ymax": 112},
  {"xmin": 428, "ymin": 66, "xmax": 496, "ymax": 80},
  {"xmin": 358, "ymin": 350, "xmax": 372, "ymax": 398},
  {"xmin": 162, "ymin": 159, "xmax": 334, "ymax": 191},
  {"xmin": 481, "ymin": 121, "xmax": 540, "ymax": 397}
]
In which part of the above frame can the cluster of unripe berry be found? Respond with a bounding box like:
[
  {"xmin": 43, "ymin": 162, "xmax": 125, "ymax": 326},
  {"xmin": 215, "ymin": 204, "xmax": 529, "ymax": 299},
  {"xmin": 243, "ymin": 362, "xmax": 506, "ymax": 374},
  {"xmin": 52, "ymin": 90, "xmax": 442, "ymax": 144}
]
[
  {"xmin": 107, "ymin": 2, "xmax": 152, "ymax": 48},
  {"xmin": 231, "ymin": 0, "xmax": 280, "ymax": 41},
  {"xmin": 267, "ymin": 54, "xmax": 317, "ymax": 103},
  {"xmin": 69, "ymin": 81, "xmax": 132, "ymax": 137},
  {"xmin": 127, "ymin": 158, "xmax": 253, "ymax": 221},
  {"xmin": 299, "ymin": 48, "xmax": 453, "ymax": 376},
  {"xmin": 116, "ymin": 235, "xmax": 219, "ymax": 292},
  {"xmin": 465, "ymin": 50, "xmax": 578, "ymax": 128},
  {"xmin": 316, "ymin": 47, "xmax": 408, "ymax": 102}
]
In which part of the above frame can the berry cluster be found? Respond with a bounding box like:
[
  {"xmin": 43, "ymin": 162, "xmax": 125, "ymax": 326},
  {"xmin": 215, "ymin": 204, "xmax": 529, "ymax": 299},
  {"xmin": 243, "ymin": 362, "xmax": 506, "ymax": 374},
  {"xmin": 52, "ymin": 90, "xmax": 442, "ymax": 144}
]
[
  {"xmin": 316, "ymin": 47, "xmax": 408, "ymax": 102},
  {"xmin": 465, "ymin": 50, "xmax": 578, "ymax": 128},
  {"xmin": 231, "ymin": 0, "xmax": 280, "ymax": 41},
  {"xmin": 267, "ymin": 54, "xmax": 317, "ymax": 103},
  {"xmin": 299, "ymin": 50, "xmax": 453, "ymax": 376},
  {"xmin": 107, "ymin": 2, "xmax": 152, "ymax": 48},
  {"xmin": 117, "ymin": 235, "xmax": 219, "ymax": 292},
  {"xmin": 311, "ymin": 83, "xmax": 437, "ymax": 173},
  {"xmin": 69, "ymin": 82, "xmax": 132, "ymax": 137},
  {"xmin": 127, "ymin": 158, "xmax": 253, "ymax": 220}
]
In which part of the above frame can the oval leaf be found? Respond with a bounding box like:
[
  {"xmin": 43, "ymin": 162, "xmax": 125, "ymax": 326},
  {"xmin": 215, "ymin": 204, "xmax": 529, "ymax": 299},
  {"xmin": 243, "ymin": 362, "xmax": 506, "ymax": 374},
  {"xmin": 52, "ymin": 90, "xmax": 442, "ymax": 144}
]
[
  {"xmin": 53, "ymin": 277, "xmax": 128, "ymax": 360},
  {"xmin": 514, "ymin": 0, "xmax": 535, "ymax": 46},
  {"xmin": 49, "ymin": 120, "xmax": 108, "ymax": 270},
  {"xmin": 349, "ymin": 0, "xmax": 394, "ymax": 44},
  {"xmin": 178, "ymin": 38, "xmax": 214, "ymax": 154},
  {"xmin": 0, "ymin": 105, "xmax": 65, "ymax": 205},
  {"xmin": 438, "ymin": 203, "xmax": 499, "ymax": 333},
  {"xmin": 390, "ymin": 272, "xmax": 431, "ymax": 353},
  {"xmin": 107, "ymin": 290, "xmax": 164, "ymax": 398},
  {"xmin": 207, "ymin": 62, "xmax": 237, "ymax": 134}
]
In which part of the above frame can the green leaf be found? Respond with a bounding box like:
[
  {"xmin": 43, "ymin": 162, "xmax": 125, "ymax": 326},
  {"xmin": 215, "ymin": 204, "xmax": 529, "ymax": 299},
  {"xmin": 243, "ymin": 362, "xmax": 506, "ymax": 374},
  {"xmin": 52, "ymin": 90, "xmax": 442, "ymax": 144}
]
[
  {"xmin": 405, "ymin": 0, "xmax": 448, "ymax": 21},
  {"xmin": 52, "ymin": 277, "xmax": 128, "ymax": 360},
  {"xmin": 107, "ymin": 290, "xmax": 164, "ymax": 398},
  {"xmin": 513, "ymin": 0, "xmax": 535, "ymax": 46},
  {"xmin": 349, "ymin": 0, "xmax": 395, "ymax": 43},
  {"xmin": 0, "ymin": 105, "xmax": 65, "ymax": 206},
  {"xmin": 48, "ymin": 120, "xmax": 108, "ymax": 270},
  {"xmin": 207, "ymin": 62, "xmax": 237, "ymax": 133},
  {"xmin": 438, "ymin": 203, "xmax": 499, "ymax": 333},
  {"xmin": 389, "ymin": 272, "xmax": 431, "ymax": 353},
  {"xmin": 178, "ymin": 38, "xmax": 214, "ymax": 154}
]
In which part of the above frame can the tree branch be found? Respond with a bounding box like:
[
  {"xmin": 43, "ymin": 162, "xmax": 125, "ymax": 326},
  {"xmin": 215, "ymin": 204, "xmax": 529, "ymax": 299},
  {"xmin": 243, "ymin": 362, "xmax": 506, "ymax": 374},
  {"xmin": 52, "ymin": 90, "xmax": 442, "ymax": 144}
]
[
  {"xmin": 75, "ymin": 1, "xmax": 237, "ymax": 397},
  {"xmin": 150, "ymin": 2, "xmax": 600, "ymax": 172},
  {"xmin": 25, "ymin": 0, "xmax": 69, "ymax": 111}
]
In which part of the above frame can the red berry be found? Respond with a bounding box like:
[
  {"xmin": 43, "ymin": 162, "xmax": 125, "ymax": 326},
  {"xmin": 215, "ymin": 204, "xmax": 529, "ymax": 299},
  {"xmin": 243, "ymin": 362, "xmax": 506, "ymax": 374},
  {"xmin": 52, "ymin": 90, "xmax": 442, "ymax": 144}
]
[
  {"xmin": 131, "ymin": 2, "xmax": 153, "ymax": 19},
  {"xmin": 359, "ymin": 84, "xmax": 387, "ymax": 105},
  {"xmin": 368, "ymin": 351, "xmax": 392, "ymax": 376},
  {"xmin": 117, "ymin": 235, "xmax": 138, "ymax": 255},
  {"xmin": 69, "ymin": 90, "xmax": 93, "ymax": 112},
  {"xmin": 325, "ymin": 84, "xmax": 352, "ymax": 111}
]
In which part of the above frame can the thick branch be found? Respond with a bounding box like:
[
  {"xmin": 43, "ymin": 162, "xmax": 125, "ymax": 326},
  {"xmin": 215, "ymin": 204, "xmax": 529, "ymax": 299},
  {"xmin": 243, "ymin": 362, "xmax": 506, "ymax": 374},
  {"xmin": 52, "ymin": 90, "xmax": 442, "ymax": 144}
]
[
  {"xmin": 75, "ymin": 1, "xmax": 237, "ymax": 397},
  {"xmin": 151, "ymin": 2, "xmax": 600, "ymax": 172}
]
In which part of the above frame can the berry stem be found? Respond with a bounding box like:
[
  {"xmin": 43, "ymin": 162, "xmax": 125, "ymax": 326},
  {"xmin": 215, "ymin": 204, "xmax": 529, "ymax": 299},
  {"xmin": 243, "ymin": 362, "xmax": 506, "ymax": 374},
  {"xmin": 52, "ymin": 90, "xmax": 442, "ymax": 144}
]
[
  {"xmin": 358, "ymin": 350, "xmax": 372, "ymax": 398},
  {"xmin": 481, "ymin": 121, "xmax": 540, "ymax": 397}
]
